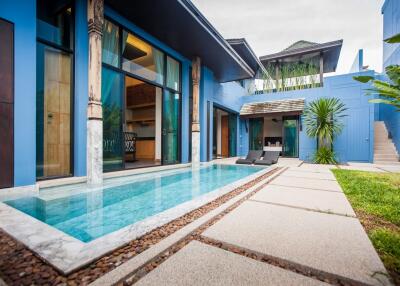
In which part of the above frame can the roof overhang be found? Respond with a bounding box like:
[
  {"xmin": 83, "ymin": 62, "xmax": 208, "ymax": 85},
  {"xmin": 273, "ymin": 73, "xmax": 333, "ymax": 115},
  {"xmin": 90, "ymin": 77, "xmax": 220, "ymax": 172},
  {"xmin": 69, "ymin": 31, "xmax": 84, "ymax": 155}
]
[
  {"xmin": 240, "ymin": 98, "xmax": 305, "ymax": 118},
  {"xmin": 226, "ymin": 38, "xmax": 267, "ymax": 77},
  {"xmin": 260, "ymin": 40, "xmax": 343, "ymax": 73},
  {"xmin": 106, "ymin": 0, "xmax": 255, "ymax": 82}
]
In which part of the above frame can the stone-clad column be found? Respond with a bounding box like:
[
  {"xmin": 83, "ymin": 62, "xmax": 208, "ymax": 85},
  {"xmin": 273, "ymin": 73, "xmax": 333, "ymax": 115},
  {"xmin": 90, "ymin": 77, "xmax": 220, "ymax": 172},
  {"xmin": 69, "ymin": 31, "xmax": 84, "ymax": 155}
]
[
  {"xmin": 319, "ymin": 52, "xmax": 324, "ymax": 86},
  {"xmin": 191, "ymin": 57, "xmax": 201, "ymax": 165},
  {"xmin": 87, "ymin": 0, "xmax": 103, "ymax": 186}
]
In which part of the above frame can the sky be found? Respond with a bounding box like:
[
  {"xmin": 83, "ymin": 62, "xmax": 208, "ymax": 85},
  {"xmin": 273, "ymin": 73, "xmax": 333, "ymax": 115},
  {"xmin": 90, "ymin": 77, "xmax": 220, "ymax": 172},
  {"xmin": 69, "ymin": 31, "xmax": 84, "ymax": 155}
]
[{"xmin": 191, "ymin": 0, "xmax": 385, "ymax": 75}]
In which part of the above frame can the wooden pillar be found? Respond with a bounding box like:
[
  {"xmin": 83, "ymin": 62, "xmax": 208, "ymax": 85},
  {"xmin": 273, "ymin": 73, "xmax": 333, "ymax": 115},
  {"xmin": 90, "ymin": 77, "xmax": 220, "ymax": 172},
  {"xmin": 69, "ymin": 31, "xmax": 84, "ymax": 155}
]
[
  {"xmin": 87, "ymin": 0, "xmax": 104, "ymax": 186},
  {"xmin": 275, "ymin": 61, "xmax": 280, "ymax": 91},
  {"xmin": 319, "ymin": 52, "xmax": 324, "ymax": 86},
  {"xmin": 191, "ymin": 57, "xmax": 201, "ymax": 165}
]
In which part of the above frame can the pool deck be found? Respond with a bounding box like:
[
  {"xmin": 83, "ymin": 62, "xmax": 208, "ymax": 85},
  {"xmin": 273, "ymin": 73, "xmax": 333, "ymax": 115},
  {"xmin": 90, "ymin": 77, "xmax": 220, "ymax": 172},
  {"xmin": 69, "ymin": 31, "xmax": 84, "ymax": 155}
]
[{"xmin": 106, "ymin": 163, "xmax": 393, "ymax": 286}]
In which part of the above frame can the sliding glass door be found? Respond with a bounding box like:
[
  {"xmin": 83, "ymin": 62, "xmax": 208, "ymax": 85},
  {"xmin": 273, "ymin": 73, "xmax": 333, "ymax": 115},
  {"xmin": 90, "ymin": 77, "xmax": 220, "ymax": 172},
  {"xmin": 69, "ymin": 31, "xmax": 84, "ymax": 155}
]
[
  {"xmin": 249, "ymin": 118, "xmax": 264, "ymax": 150},
  {"xmin": 162, "ymin": 90, "xmax": 180, "ymax": 164},
  {"xmin": 282, "ymin": 116, "xmax": 299, "ymax": 157},
  {"xmin": 101, "ymin": 19, "xmax": 181, "ymax": 170}
]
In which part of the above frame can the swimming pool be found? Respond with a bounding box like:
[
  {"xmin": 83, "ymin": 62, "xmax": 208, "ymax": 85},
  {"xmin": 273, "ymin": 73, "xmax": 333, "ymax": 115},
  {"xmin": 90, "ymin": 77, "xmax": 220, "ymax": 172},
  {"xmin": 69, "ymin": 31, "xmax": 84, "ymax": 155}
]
[{"xmin": 6, "ymin": 164, "xmax": 264, "ymax": 242}]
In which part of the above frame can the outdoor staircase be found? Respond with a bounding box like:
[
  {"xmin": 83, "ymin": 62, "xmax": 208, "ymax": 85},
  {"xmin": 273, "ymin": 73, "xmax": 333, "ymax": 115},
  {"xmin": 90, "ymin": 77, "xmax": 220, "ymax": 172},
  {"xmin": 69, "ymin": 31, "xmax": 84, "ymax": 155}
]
[{"xmin": 374, "ymin": 121, "xmax": 399, "ymax": 164}]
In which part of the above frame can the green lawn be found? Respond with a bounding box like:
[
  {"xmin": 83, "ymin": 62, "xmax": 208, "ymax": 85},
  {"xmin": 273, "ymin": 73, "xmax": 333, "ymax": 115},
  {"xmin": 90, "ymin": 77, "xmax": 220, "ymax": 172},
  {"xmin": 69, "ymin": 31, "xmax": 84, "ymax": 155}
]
[{"xmin": 332, "ymin": 169, "xmax": 400, "ymax": 283}]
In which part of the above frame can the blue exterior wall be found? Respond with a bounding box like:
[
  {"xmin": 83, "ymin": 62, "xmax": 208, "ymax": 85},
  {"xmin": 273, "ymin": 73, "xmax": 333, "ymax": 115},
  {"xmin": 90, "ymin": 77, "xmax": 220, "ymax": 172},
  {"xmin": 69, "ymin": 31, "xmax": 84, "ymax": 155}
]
[
  {"xmin": 0, "ymin": 0, "xmax": 36, "ymax": 187},
  {"xmin": 381, "ymin": 0, "xmax": 400, "ymax": 153},
  {"xmin": 198, "ymin": 67, "xmax": 248, "ymax": 161},
  {"xmin": 1, "ymin": 0, "xmax": 248, "ymax": 187},
  {"xmin": 3, "ymin": 0, "xmax": 384, "ymax": 187},
  {"xmin": 74, "ymin": 0, "xmax": 89, "ymax": 177},
  {"xmin": 241, "ymin": 71, "xmax": 376, "ymax": 163},
  {"xmin": 0, "ymin": 0, "xmax": 91, "ymax": 186}
]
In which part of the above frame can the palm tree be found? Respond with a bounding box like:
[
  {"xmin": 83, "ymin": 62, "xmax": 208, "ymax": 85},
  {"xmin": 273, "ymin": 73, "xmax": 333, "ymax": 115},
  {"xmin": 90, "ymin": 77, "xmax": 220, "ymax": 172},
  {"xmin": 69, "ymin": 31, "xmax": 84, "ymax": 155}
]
[
  {"xmin": 303, "ymin": 97, "xmax": 347, "ymax": 152},
  {"xmin": 353, "ymin": 33, "xmax": 400, "ymax": 111}
]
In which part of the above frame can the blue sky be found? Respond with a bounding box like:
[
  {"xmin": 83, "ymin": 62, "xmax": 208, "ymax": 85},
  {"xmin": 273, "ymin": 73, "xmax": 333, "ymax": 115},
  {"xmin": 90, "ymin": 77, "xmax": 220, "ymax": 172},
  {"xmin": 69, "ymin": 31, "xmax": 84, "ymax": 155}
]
[{"xmin": 192, "ymin": 0, "xmax": 385, "ymax": 74}]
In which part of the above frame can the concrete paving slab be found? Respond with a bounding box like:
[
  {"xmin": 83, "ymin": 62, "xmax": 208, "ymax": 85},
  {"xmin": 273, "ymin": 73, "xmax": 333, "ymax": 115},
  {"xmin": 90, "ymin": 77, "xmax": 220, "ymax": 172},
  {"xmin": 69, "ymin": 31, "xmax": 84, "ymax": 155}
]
[
  {"xmin": 249, "ymin": 185, "xmax": 356, "ymax": 216},
  {"xmin": 374, "ymin": 165, "xmax": 400, "ymax": 173},
  {"xmin": 300, "ymin": 164, "xmax": 337, "ymax": 170},
  {"xmin": 276, "ymin": 158, "xmax": 303, "ymax": 167},
  {"xmin": 136, "ymin": 241, "xmax": 328, "ymax": 286},
  {"xmin": 271, "ymin": 176, "xmax": 343, "ymax": 192},
  {"xmin": 281, "ymin": 170, "xmax": 336, "ymax": 180},
  {"xmin": 203, "ymin": 201, "xmax": 390, "ymax": 286},
  {"xmin": 286, "ymin": 167, "xmax": 333, "ymax": 174}
]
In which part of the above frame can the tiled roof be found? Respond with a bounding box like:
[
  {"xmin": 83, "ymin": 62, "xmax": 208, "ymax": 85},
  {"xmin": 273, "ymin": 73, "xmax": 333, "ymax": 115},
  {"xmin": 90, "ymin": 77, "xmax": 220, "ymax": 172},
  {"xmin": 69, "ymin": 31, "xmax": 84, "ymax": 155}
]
[
  {"xmin": 283, "ymin": 40, "xmax": 319, "ymax": 52},
  {"xmin": 240, "ymin": 98, "xmax": 305, "ymax": 116}
]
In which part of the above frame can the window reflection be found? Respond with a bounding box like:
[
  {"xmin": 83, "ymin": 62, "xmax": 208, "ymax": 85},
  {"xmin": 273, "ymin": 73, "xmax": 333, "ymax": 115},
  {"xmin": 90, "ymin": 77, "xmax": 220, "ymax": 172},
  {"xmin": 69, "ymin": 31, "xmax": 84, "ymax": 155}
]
[
  {"xmin": 37, "ymin": 0, "xmax": 73, "ymax": 49},
  {"xmin": 122, "ymin": 31, "xmax": 164, "ymax": 85}
]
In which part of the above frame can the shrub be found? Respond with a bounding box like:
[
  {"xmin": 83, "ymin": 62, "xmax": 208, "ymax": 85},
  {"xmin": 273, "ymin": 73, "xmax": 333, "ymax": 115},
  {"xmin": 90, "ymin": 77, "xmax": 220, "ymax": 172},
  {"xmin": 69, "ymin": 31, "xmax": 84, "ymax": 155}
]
[{"xmin": 313, "ymin": 146, "xmax": 337, "ymax": 164}]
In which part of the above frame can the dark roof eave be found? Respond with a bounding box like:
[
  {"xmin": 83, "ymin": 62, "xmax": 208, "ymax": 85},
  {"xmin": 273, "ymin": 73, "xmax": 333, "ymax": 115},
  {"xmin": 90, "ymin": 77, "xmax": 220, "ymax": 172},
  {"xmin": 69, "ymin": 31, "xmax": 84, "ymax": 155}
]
[
  {"xmin": 179, "ymin": 0, "xmax": 255, "ymax": 80},
  {"xmin": 260, "ymin": 40, "xmax": 343, "ymax": 62},
  {"xmin": 105, "ymin": 0, "xmax": 255, "ymax": 82},
  {"xmin": 226, "ymin": 38, "xmax": 267, "ymax": 75}
]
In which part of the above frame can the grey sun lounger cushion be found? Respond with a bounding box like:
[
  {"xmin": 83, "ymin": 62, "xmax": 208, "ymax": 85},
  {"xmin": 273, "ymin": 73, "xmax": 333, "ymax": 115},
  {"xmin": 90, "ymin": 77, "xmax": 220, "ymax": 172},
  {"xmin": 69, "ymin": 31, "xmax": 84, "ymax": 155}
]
[
  {"xmin": 236, "ymin": 150, "xmax": 263, "ymax": 165},
  {"xmin": 254, "ymin": 151, "xmax": 280, "ymax": 165}
]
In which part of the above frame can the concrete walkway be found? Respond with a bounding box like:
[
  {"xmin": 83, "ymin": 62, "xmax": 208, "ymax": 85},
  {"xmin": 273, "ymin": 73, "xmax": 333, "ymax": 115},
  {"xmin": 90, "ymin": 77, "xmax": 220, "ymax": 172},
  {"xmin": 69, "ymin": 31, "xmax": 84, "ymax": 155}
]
[{"xmin": 136, "ymin": 165, "xmax": 392, "ymax": 286}]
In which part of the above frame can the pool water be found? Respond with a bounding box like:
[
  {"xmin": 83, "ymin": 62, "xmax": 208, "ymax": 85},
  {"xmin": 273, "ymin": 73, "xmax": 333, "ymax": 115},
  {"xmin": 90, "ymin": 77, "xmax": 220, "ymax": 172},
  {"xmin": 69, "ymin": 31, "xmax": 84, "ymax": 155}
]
[{"xmin": 5, "ymin": 164, "xmax": 263, "ymax": 242}]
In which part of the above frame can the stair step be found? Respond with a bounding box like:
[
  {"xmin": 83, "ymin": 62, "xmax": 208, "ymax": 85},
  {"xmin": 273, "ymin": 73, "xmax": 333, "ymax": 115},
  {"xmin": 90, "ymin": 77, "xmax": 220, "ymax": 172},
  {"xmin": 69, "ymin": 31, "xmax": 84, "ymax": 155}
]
[
  {"xmin": 374, "ymin": 152, "xmax": 398, "ymax": 156},
  {"xmin": 374, "ymin": 160, "xmax": 400, "ymax": 164},
  {"xmin": 374, "ymin": 121, "xmax": 399, "ymax": 160},
  {"xmin": 374, "ymin": 156, "xmax": 399, "ymax": 161}
]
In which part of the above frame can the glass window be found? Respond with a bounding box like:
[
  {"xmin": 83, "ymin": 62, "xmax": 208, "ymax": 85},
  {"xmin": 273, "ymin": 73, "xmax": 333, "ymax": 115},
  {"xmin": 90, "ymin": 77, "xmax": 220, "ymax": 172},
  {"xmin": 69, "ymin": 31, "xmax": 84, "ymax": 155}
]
[
  {"xmin": 102, "ymin": 20, "xmax": 120, "ymax": 67},
  {"xmin": 37, "ymin": 0, "xmax": 73, "ymax": 49},
  {"xmin": 102, "ymin": 68, "xmax": 124, "ymax": 171},
  {"xmin": 166, "ymin": 56, "xmax": 180, "ymax": 91},
  {"xmin": 36, "ymin": 43, "xmax": 72, "ymax": 178},
  {"xmin": 122, "ymin": 31, "xmax": 164, "ymax": 85}
]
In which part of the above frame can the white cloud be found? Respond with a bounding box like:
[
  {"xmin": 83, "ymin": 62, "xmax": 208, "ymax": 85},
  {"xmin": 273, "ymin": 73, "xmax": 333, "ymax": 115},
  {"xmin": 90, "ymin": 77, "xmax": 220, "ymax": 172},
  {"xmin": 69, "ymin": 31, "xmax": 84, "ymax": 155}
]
[{"xmin": 192, "ymin": 0, "xmax": 385, "ymax": 74}]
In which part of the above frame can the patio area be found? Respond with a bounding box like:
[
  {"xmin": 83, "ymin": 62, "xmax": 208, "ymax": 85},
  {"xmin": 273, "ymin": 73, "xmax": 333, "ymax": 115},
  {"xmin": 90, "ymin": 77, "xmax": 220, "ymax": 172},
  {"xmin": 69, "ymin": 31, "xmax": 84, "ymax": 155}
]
[{"xmin": 86, "ymin": 161, "xmax": 395, "ymax": 286}]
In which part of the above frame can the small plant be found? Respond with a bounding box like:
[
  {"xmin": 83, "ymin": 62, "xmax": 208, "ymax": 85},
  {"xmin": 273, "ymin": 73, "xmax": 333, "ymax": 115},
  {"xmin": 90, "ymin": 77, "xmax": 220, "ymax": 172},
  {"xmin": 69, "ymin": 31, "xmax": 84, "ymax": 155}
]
[{"xmin": 313, "ymin": 146, "xmax": 337, "ymax": 164}]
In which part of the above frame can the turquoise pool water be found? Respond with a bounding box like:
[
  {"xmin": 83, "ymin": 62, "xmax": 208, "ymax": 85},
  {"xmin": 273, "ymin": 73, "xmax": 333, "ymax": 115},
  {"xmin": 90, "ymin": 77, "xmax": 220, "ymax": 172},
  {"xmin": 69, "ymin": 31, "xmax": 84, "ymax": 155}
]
[{"xmin": 5, "ymin": 164, "xmax": 263, "ymax": 242}]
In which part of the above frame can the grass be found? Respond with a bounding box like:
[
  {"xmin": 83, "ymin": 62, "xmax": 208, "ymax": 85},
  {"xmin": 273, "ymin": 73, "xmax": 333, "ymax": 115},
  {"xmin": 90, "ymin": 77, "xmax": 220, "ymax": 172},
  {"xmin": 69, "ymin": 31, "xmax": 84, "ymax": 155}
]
[{"xmin": 332, "ymin": 169, "xmax": 400, "ymax": 283}]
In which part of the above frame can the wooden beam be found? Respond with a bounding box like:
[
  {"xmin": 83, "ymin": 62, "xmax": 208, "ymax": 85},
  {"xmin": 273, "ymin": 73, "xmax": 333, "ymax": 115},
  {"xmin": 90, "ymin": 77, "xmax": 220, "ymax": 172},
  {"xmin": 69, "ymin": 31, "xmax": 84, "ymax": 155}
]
[
  {"xmin": 87, "ymin": 0, "xmax": 104, "ymax": 185},
  {"xmin": 275, "ymin": 61, "xmax": 280, "ymax": 90},
  {"xmin": 319, "ymin": 52, "xmax": 324, "ymax": 86},
  {"xmin": 191, "ymin": 57, "xmax": 201, "ymax": 164}
]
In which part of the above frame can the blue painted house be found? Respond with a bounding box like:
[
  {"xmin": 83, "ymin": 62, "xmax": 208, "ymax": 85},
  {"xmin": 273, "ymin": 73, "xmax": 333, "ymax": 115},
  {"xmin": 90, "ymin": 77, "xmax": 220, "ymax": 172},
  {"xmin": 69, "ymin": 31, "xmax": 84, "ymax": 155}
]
[
  {"xmin": 380, "ymin": 0, "xmax": 400, "ymax": 154},
  {"xmin": 0, "ymin": 0, "xmax": 398, "ymax": 190}
]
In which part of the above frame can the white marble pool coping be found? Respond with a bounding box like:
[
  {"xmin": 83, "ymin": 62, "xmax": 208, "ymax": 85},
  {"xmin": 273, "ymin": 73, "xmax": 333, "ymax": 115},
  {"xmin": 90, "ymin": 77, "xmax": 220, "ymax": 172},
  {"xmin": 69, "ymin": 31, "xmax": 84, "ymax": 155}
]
[{"xmin": 0, "ymin": 163, "xmax": 273, "ymax": 274}]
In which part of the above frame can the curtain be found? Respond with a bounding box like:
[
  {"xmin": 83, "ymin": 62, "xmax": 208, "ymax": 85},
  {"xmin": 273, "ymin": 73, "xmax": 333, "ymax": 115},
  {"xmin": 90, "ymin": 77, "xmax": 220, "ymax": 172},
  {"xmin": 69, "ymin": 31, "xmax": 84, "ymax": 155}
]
[
  {"xmin": 102, "ymin": 68, "xmax": 123, "ymax": 171},
  {"xmin": 228, "ymin": 114, "xmax": 237, "ymax": 156},
  {"xmin": 249, "ymin": 118, "xmax": 263, "ymax": 150},
  {"xmin": 102, "ymin": 20, "xmax": 119, "ymax": 67},
  {"xmin": 163, "ymin": 91, "xmax": 179, "ymax": 164},
  {"xmin": 166, "ymin": 56, "xmax": 180, "ymax": 91},
  {"xmin": 153, "ymin": 48, "xmax": 164, "ymax": 85}
]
